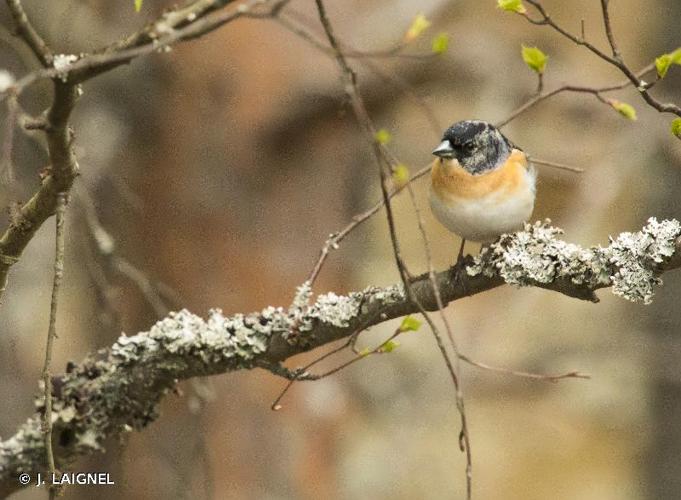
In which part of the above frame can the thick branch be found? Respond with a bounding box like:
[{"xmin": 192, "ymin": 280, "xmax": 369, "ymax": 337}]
[{"xmin": 0, "ymin": 218, "xmax": 679, "ymax": 497}]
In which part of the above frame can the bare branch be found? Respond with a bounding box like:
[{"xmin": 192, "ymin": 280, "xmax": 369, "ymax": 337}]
[
  {"xmin": 495, "ymin": 63, "xmax": 655, "ymax": 129},
  {"xmin": 458, "ymin": 353, "xmax": 590, "ymax": 382},
  {"xmin": 527, "ymin": 157, "xmax": 584, "ymax": 173},
  {"xmin": 0, "ymin": 82, "xmax": 78, "ymax": 302},
  {"xmin": 40, "ymin": 193, "xmax": 67, "ymax": 499},
  {"xmin": 5, "ymin": 0, "xmax": 53, "ymax": 66},
  {"xmin": 1, "ymin": 0, "xmax": 290, "ymax": 99},
  {"xmin": 599, "ymin": 0, "xmax": 621, "ymax": 60}
]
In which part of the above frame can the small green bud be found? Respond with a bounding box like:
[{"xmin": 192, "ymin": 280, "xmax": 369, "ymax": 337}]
[
  {"xmin": 521, "ymin": 45, "xmax": 548, "ymax": 74},
  {"xmin": 399, "ymin": 316, "xmax": 422, "ymax": 332},
  {"xmin": 671, "ymin": 118, "xmax": 681, "ymax": 139},
  {"xmin": 498, "ymin": 0, "xmax": 527, "ymax": 14},
  {"xmin": 431, "ymin": 33, "xmax": 450, "ymax": 55},
  {"xmin": 608, "ymin": 99, "xmax": 637, "ymax": 121},
  {"xmin": 374, "ymin": 128, "xmax": 392, "ymax": 145}
]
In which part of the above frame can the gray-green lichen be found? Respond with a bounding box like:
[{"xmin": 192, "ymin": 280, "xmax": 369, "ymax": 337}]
[
  {"xmin": 113, "ymin": 308, "xmax": 270, "ymax": 365},
  {"xmin": 0, "ymin": 283, "xmax": 410, "ymax": 484},
  {"xmin": 467, "ymin": 218, "xmax": 681, "ymax": 304},
  {"xmin": 282, "ymin": 282, "xmax": 405, "ymax": 343}
]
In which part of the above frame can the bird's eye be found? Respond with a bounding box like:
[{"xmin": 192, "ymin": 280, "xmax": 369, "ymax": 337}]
[{"xmin": 462, "ymin": 142, "xmax": 475, "ymax": 152}]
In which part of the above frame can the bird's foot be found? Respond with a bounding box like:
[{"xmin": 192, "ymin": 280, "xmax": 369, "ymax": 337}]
[{"xmin": 452, "ymin": 239, "xmax": 468, "ymax": 295}]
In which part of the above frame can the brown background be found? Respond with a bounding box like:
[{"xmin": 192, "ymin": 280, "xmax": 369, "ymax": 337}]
[{"xmin": 1, "ymin": 0, "xmax": 681, "ymax": 498}]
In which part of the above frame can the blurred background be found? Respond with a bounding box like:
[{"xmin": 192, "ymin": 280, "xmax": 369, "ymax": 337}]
[{"xmin": 1, "ymin": 0, "xmax": 681, "ymax": 498}]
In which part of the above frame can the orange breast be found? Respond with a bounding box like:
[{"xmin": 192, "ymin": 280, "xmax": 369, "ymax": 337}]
[{"xmin": 431, "ymin": 149, "xmax": 529, "ymax": 201}]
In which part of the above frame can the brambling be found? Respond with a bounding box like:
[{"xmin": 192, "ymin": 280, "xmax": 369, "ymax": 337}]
[{"xmin": 429, "ymin": 120, "xmax": 536, "ymax": 259}]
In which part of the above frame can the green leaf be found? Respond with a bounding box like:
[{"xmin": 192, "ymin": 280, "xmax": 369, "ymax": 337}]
[
  {"xmin": 134, "ymin": 0, "xmax": 143, "ymax": 12},
  {"xmin": 608, "ymin": 99, "xmax": 637, "ymax": 121},
  {"xmin": 374, "ymin": 128, "xmax": 392, "ymax": 145},
  {"xmin": 498, "ymin": 0, "xmax": 527, "ymax": 14},
  {"xmin": 668, "ymin": 47, "xmax": 681, "ymax": 64},
  {"xmin": 431, "ymin": 33, "xmax": 450, "ymax": 55},
  {"xmin": 392, "ymin": 164, "xmax": 410, "ymax": 187},
  {"xmin": 358, "ymin": 347, "xmax": 371, "ymax": 357},
  {"xmin": 656, "ymin": 54, "xmax": 673, "ymax": 78},
  {"xmin": 672, "ymin": 118, "xmax": 681, "ymax": 138},
  {"xmin": 381, "ymin": 340, "xmax": 400, "ymax": 353},
  {"xmin": 521, "ymin": 45, "xmax": 548, "ymax": 73},
  {"xmin": 405, "ymin": 14, "xmax": 431, "ymax": 42},
  {"xmin": 655, "ymin": 48, "xmax": 681, "ymax": 78},
  {"xmin": 399, "ymin": 315, "xmax": 422, "ymax": 332}
]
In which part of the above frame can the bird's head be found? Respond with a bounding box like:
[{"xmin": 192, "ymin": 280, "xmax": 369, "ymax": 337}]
[{"xmin": 432, "ymin": 120, "xmax": 514, "ymax": 175}]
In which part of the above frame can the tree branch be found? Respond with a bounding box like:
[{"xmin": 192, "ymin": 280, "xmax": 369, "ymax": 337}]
[
  {"xmin": 521, "ymin": 0, "xmax": 681, "ymax": 117},
  {"xmin": 4, "ymin": 0, "xmax": 53, "ymax": 66},
  {"xmin": 1, "ymin": 218, "xmax": 679, "ymax": 497},
  {"xmin": 2, "ymin": 3, "xmax": 78, "ymax": 302},
  {"xmin": 0, "ymin": 82, "xmax": 78, "ymax": 302},
  {"xmin": 1, "ymin": 0, "xmax": 289, "ymax": 98}
]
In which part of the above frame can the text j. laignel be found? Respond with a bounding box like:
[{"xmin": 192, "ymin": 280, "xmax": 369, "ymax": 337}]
[{"xmin": 36, "ymin": 472, "xmax": 114, "ymax": 486}]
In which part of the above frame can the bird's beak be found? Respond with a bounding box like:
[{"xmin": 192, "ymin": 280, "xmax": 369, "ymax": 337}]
[{"xmin": 432, "ymin": 140, "xmax": 454, "ymax": 159}]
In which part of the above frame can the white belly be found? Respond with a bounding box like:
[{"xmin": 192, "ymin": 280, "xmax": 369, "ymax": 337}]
[{"xmin": 429, "ymin": 183, "xmax": 535, "ymax": 242}]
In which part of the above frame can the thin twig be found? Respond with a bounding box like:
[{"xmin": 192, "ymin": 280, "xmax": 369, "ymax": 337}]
[
  {"xmin": 528, "ymin": 157, "xmax": 584, "ymax": 173},
  {"xmin": 535, "ymin": 72, "xmax": 544, "ymax": 95},
  {"xmin": 75, "ymin": 186, "xmax": 177, "ymax": 317},
  {"xmin": 495, "ymin": 63, "xmax": 655, "ymax": 129},
  {"xmin": 269, "ymin": 313, "xmax": 379, "ymax": 410},
  {"xmin": 381, "ymin": 137, "xmax": 473, "ymax": 493},
  {"xmin": 458, "ymin": 353, "xmax": 590, "ymax": 382},
  {"xmin": 1, "ymin": 0, "xmax": 290, "ymax": 100},
  {"xmin": 41, "ymin": 192, "xmax": 66, "ymax": 499},
  {"xmin": 305, "ymin": 164, "xmax": 430, "ymax": 286},
  {"xmin": 0, "ymin": 92, "xmax": 18, "ymax": 184},
  {"xmin": 276, "ymin": 13, "xmax": 443, "ymax": 137},
  {"xmin": 521, "ymin": 0, "xmax": 681, "ymax": 117},
  {"xmin": 5, "ymin": 0, "xmax": 53, "ymax": 66},
  {"xmin": 599, "ymin": 0, "xmax": 621, "ymax": 60},
  {"xmin": 313, "ymin": 1, "xmax": 472, "ymax": 496}
]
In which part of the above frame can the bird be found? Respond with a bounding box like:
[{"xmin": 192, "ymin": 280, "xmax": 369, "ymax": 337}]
[{"xmin": 429, "ymin": 120, "xmax": 536, "ymax": 261}]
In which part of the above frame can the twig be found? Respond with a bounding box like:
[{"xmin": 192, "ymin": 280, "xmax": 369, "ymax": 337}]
[
  {"xmin": 527, "ymin": 157, "xmax": 584, "ymax": 173},
  {"xmin": 269, "ymin": 312, "xmax": 380, "ymax": 410},
  {"xmin": 458, "ymin": 353, "xmax": 590, "ymax": 382},
  {"xmin": 307, "ymin": 326, "xmax": 402, "ymax": 378},
  {"xmin": 495, "ymin": 63, "xmax": 655, "ymax": 129},
  {"xmin": 0, "ymin": 0, "xmax": 79, "ymax": 303},
  {"xmin": 313, "ymin": 1, "xmax": 472, "ymax": 496},
  {"xmin": 275, "ymin": 13, "xmax": 443, "ymax": 137},
  {"xmin": 41, "ymin": 192, "xmax": 67, "ymax": 499},
  {"xmin": 599, "ymin": 0, "xmax": 621, "ymax": 60},
  {"xmin": 521, "ymin": 0, "xmax": 681, "ymax": 117},
  {"xmin": 305, "ymin": 164, "xmax": 430, "ymax": 286},
  {"xmin": 0, "ymin": 92, "xmax": 18, "ymax": 184},
  {"xmin": 1, "ymin": 0, "xmax": 290, "ymax": 99},
  {"xmin": 75, "ymin": 186, "xmax": 177, "ymax": 317},
  {"xmin": 5, "ymin": 0, "xmax": 53, "ymax": 66},
  {"xmin": 535, "ymin": 72, "xmax": 544, "ymax": 95},
  {"xmin": 386, "ymin": 143, "xmax": 473, "ymax": 494},
  {"xmin": 0, "ymin": 83, "xmax": 79, "ymax": 303}
]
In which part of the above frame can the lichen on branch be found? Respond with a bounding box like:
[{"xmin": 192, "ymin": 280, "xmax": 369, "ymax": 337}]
[
  {"xmin": 467, "ymin": 217, "xmax": 681, "ymax": 304},
  {"xmin": 1, "ymin": 219, "xmax": 680, "ymax": 497}
]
